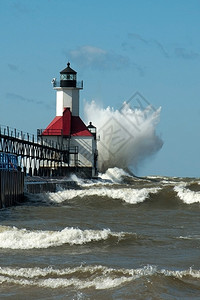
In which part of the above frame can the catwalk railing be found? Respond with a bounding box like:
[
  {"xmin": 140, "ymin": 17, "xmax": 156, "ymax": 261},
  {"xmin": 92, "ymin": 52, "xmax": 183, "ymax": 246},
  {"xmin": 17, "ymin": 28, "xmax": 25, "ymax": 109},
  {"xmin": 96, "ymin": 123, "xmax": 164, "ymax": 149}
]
[
  {"xmin": 0, "ymin": 125, "xmax": 78, "ymax": 176},
  {"xmin": 52, "ymin": 80, "xmax": 83, "ymax": 89}
]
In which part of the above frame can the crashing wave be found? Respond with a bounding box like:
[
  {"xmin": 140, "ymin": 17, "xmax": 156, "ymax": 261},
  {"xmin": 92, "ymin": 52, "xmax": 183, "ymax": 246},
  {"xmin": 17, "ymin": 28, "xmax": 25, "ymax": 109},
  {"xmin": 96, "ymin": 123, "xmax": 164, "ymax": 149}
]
[
  {"xmin": 0, "ymin": 226, "xmax": 134, "ymax": 250},
  {"xmin": 174, "ymin": 185, "xmax": 200, "ymax": 204},
  {"xmin": 84, "ymin": 100, "xmax": 163, "ymax": 173},
  {"xmin": 0, "ymin": 264, "xmax": 199, "ymax": 289},
  {"xmin": 46, "ymin": 186, "xmax": 161, "ymax": 205}
]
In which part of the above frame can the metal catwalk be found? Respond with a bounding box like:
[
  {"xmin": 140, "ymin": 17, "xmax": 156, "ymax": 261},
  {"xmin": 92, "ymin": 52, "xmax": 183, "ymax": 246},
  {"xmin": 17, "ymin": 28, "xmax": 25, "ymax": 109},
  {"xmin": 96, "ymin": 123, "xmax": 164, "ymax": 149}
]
[{"xmin": 0, "ymin": 125, "xmax": 78, "ymax": 176}]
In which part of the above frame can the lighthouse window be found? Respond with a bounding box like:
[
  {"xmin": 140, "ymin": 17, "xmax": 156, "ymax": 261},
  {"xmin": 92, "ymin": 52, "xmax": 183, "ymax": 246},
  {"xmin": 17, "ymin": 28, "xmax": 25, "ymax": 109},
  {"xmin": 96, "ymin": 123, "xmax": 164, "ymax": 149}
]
[
  {"xmin": 60, "ymin": 74, "xmax": 67, "ymax": 80},
  {"xmin": 69, "ymin": 74, "xmax": 76, "ymax": 80},
  {"xmin": 60, "ymin": 74, "xmax": 76, "ymax": 80}
]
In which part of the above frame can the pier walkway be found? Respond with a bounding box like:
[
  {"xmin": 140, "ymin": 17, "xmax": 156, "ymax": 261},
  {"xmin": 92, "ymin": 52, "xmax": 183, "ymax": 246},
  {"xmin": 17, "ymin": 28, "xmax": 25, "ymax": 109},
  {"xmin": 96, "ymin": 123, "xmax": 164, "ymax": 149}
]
[{"xmin": 0, "ymin": 125, "xmax": 78, "ymax": 176}]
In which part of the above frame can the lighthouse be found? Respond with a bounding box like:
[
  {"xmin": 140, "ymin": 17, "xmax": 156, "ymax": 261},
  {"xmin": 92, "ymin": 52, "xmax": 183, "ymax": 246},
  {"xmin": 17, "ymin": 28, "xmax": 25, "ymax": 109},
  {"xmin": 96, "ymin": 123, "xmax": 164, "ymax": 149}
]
[
  {"xmin": 55, "ymin": 62, "xmax": 81, "ymax": 117},
  {"xmin": 39, "ymin": 62, "xmax": 98, "ymax": 178}
]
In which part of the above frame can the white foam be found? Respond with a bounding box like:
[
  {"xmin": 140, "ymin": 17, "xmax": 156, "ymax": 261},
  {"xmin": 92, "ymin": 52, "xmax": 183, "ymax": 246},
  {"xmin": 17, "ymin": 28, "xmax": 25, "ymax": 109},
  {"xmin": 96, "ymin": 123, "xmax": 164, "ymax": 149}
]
[
  {"xmin": 0, "ymin": 264, "xmax": 199, "ymax": 289},
  {"xmin": 0, "ymin": 265, "xmax": 157, "ymax": 289},
  {"xmin": 99, "ymin": 167, "xmax": 131, "ymax": 183},
  {"xmin": 179, "ymin": 235, "xmax": 200, "ymax": 240},
  {"xmin": 84, "ymin": 100, "xmax": 163, "ymax": 172},
  {"xmin": 46, "ymin": 186, "xmax": 161, "ymax": 204},
  {"xmin": 174, "ymin": 185, "xmax": 200, "ymax": 204},
  {"xmin": 59, "ymin": 168, "xmax": 134, "ymax": 188},
  {"xmin": 147, "ymin": 176, "xmax": 183, "ymax": 186},
  {"xmin": 0, "ymin": 226, "xmax": 130, "ymax": 250},
  {"xmin": 67, "ymin": 173, "xmax": 85, "ymax": 185},
  {"xmin": 161, "ymin": 267, "xmax": 200, "ymax": 279}
]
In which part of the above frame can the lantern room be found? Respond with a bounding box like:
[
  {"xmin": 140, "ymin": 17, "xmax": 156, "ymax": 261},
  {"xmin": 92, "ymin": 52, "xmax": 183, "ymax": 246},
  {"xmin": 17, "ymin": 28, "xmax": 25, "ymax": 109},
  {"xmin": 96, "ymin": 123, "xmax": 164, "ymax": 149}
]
[
  {"xmin": 60, "ymin": 62, "xmax": 77, "ymax": 87},
  {"xmin": 87, "ymin": 122, "xmax": 97, "ymax": 140}
]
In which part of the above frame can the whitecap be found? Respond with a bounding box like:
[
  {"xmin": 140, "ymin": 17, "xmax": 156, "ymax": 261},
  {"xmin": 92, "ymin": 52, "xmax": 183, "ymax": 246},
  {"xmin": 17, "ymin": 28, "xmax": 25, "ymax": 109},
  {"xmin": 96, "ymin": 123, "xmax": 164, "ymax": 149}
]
[
  {"xmin": 178, "ymin": 235, "xmax": 200, "ymax": 240},
  {"xmin": 0, "ymin": 265, "xmax": 157, "ymax": 289},
  {"xmin": 0, "ymin": 226, "xmax": 131, "ymax": 250},
  {"xmin": 0, "ymin": 264, "xmax": 199, "ymax": 289},
  {"xmin": 99, "ymin": 167, "xmax": 132, "ymax": 183},
  {"xmin": 174, "ymin": 185, "xmax": 200, "ymax": 204},
  {"xmin": 46, "ymin": 186, "xmax": 161, "ymax": 204},
  {"xmin": 161, "ymin": 267, "xmax": 200, "ymax": 279}
]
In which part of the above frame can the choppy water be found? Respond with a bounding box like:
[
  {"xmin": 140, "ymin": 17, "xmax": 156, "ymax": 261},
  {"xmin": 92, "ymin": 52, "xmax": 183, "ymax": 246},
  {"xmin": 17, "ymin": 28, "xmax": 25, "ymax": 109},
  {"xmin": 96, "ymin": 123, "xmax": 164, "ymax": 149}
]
[{"xmin": 0, "ymin": 168, "xmax": 200, "ymax": 299}]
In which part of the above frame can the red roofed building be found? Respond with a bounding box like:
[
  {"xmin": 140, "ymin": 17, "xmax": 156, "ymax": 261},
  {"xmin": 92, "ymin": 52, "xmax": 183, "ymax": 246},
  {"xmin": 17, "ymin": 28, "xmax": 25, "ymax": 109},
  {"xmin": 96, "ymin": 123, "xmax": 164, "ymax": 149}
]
[
  {"xmin": 42, "ymin": 108, "xmax": 93, "ymax": 137},
  {"xmin": 39, "ymin": 63, "xmax": 98, "ymax": 178}
]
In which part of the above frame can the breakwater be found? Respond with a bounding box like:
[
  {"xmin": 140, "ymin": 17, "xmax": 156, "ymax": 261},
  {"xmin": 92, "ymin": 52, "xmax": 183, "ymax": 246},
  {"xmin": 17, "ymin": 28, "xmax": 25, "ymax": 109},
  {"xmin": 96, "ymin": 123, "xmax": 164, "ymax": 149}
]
[
  {"xmin": 0, "ymin": 170, "xmax": 24, "ymax": 208},
  {"xmin": 25, "ymin": 177, "xmax": 77, "ymax": 194},
  {"xmin": 0, "ymin": 171, "xmax": 78, "ymax": 209}
]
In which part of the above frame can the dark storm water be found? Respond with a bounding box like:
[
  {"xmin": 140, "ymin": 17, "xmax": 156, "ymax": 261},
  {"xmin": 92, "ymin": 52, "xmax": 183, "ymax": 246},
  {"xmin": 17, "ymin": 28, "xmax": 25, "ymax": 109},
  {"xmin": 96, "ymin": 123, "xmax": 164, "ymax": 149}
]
[{"xmin": 0, "ymin": 168, "xmax": 200, "ymax": 299}]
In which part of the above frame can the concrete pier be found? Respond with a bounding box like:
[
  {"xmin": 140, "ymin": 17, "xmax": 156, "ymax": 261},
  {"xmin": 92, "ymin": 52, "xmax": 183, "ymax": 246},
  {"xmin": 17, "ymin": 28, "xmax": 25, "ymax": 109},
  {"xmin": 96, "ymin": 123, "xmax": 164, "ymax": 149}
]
[
  {"xmin": 0, "ymin": 171, "xmax": 77, "ymax": 209},
  {"xmin": 0, "ymin": 171, "xmax": 24, "ymax": 208},
  {"xmin": 25, "ymin": 178, "xmax": 78, "ymax": 194}
]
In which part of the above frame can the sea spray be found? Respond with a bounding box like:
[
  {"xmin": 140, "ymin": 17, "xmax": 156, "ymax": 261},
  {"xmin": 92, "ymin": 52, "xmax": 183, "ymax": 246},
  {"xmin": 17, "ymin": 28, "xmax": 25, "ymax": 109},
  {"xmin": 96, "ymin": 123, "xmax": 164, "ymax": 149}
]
[{"xmin": 84, "ymin": 100, "xmax": 163, "ymax": 172}]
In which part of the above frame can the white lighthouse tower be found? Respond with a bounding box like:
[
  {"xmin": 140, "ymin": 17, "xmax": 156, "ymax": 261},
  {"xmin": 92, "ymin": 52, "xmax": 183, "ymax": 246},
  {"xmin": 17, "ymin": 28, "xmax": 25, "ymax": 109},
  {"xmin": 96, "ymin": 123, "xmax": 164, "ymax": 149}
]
[
  {"xmin": 55, "ymin": 62, "xmax": 81, "ymax": 117},
  {"xmin": 41, "ymin": 62, "xmax": 98, "ymax": 178}
]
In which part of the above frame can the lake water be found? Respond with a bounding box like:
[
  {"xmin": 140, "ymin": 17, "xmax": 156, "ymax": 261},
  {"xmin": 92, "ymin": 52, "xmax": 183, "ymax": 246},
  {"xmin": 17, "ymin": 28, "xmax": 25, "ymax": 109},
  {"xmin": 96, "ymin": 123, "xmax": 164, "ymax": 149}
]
[{"xmin": 0, "ymin": 168, "xmax": 200, "ymax": 299}]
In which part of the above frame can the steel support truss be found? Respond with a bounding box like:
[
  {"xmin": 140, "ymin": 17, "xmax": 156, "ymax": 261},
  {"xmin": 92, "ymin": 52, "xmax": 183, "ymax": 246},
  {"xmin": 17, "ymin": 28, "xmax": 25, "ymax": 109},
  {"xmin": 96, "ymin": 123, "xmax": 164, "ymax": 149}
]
[{"xmin": 0, "ymin": 125, "xmax": 78, "ymax": 176}]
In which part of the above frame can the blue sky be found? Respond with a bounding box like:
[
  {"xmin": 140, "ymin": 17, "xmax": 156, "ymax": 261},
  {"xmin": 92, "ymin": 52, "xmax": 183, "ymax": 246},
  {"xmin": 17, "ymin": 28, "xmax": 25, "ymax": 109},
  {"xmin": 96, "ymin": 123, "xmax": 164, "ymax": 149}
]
[{"xmin": 0, "ymin": 0, "xmax": 200, "ymax": 177}]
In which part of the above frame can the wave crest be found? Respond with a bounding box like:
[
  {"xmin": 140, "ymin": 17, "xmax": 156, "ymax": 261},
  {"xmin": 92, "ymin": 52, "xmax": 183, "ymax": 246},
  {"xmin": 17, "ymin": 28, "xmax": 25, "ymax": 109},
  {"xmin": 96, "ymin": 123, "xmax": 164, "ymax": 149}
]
[
  {"xmin": 46, "ymin": 186, "xmax": 161, "ymax": 205},
  {"xmin": 0, "ymin": 264, "xmax": 199, "ymax": 289},
  {"xmin": 0, "ymin": 226, "xmax": 134, "ymax": 250},
  {"xmin": 174, "ymin": 185, "xmax": 200, "ymax": 204}
]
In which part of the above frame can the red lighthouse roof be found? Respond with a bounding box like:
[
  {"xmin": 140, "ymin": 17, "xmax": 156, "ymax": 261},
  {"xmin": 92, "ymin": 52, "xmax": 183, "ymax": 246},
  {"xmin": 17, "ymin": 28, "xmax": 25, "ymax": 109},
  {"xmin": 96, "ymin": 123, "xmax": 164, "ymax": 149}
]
[{"xmin": 42, "ymin": 108, "xmax": 92, "ymax": 137}]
